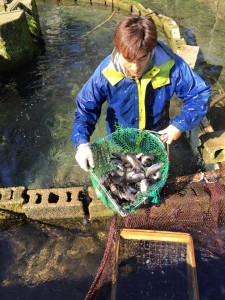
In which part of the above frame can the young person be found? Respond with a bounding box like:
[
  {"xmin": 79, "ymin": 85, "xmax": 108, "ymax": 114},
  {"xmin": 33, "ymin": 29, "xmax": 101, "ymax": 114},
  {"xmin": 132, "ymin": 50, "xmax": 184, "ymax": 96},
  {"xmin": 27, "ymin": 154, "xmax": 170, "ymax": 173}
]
[{"xmin": 72, "ymin": 14, "xmax": 211, "ymax": 171}]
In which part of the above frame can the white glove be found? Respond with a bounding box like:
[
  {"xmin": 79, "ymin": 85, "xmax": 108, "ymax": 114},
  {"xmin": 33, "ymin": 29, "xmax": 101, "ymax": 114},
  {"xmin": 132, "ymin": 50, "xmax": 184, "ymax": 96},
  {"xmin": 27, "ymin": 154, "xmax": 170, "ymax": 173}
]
[{"xmin": 75, "ymin": 143, "xmax": 94, "ymax": 172}]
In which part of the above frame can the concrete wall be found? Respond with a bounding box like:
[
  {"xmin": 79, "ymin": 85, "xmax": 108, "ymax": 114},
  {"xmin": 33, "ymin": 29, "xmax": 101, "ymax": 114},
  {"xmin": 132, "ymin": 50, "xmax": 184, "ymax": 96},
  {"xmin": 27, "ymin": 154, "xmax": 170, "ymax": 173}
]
[
  {"xmin": 0, "ymin": 185, "xmax": 114, "ymax": 220},
  {"xmin": 0, "ymin": 183, "xmax": 224, "ymax": 222},
  {"xmin": 0, "ymin": 0, "xmax": 43, "ymax": 71},
  {"xmin": 0, "ymin": 10, "xmax": 34, "ymax": 70}
]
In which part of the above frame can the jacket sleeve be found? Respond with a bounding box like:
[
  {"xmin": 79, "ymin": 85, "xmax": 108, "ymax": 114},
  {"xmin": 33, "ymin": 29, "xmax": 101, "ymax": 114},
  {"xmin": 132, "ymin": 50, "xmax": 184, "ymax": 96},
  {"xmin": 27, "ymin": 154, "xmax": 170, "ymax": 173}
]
[
  {"xmin": 71, "ymin": 64, "xmax": 107, "ymax": 148},
  {"xmin": 171, "ymin": 57, "xmax": 211, "ymax": 132}
]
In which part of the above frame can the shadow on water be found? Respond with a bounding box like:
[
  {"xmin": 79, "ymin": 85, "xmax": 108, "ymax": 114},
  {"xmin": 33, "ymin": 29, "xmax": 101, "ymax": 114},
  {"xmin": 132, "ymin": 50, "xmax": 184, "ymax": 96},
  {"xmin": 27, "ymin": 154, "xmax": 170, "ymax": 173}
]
[
  {"xmin": 0, "ymin": 226, "xmax": 92, "ymax": 300},
  {"xmin": 0, "ymin": 278, "xmax": 90, "ymax": 300}
]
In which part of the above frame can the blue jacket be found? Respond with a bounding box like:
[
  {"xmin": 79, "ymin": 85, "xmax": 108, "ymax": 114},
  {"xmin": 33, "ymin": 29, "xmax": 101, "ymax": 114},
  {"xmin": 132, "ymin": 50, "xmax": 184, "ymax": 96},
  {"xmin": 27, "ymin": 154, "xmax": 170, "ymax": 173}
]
[{"xmin": 72, "ymin": 41, "xmax": 211, "ymax": 147}]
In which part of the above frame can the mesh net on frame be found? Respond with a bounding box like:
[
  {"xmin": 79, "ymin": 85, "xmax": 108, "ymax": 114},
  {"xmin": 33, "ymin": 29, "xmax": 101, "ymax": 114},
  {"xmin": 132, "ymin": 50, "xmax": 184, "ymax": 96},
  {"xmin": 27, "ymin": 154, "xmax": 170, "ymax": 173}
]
[
  {"xmin": 85, "ymin": 179, "xmax": 225, "ymax": 300},
  {"xmin": 90, "ymin": 127, "xmax": 169, "ymax": 217}
]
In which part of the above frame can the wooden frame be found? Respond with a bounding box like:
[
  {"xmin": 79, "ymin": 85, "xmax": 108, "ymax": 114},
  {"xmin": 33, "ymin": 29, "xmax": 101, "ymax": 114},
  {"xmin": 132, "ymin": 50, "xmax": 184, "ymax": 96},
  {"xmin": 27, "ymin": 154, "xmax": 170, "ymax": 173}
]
[{"xmin": 111, "ymin": 229, "xmax": 199, "ymax": 300}]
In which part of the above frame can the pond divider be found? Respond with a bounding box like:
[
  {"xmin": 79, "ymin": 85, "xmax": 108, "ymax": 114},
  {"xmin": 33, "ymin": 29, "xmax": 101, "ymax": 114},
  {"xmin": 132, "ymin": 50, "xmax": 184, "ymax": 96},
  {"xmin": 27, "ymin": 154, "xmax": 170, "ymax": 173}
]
[
  {"xmin": 0, "ymin": 0, "xmax": 43, "ymax": 71},
  {"xmin": 1, "ymin": 164, "xmax": 225, "ymax": 221},
  {"xmin": 0, "ymin": 185, "xmax": 114, "ymax": 220}
]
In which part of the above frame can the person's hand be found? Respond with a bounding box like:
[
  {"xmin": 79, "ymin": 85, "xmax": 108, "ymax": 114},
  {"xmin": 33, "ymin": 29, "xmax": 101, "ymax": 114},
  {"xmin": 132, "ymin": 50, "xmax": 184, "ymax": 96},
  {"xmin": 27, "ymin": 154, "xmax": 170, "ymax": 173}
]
[
  {"xmin": 75, "ymin": 143, "xmax": 94, "ymax": 171},
  {"xmin": 158, "ymin": 125, "xmax": 182, "ymax": 144}
]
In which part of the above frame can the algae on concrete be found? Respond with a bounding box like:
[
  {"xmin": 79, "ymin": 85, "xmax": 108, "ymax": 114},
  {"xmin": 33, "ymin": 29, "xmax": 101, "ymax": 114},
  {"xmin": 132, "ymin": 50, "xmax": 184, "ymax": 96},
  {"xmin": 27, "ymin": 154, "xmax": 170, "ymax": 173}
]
[
  {"xmin": 0, "ymin": 36, "xmax": 9, "ymax": 59},
  {"xmin": 0, "ymin": 0, "xmax": 43, "ymax": 71},
  {"xmin": 0, "ymin": 10, "xmax": 34, "ymax": 70},
  {"xmin": 21, "ymin": 0, "xmax": 43, "ymax": 39}
]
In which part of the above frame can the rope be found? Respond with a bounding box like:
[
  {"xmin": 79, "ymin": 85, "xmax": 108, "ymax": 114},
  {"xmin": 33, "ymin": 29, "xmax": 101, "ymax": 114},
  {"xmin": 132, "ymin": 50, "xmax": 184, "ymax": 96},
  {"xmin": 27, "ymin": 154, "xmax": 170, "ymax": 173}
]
[{"xmin": 82, "ymin": 11, "xmax": 116, "ymax": 38}]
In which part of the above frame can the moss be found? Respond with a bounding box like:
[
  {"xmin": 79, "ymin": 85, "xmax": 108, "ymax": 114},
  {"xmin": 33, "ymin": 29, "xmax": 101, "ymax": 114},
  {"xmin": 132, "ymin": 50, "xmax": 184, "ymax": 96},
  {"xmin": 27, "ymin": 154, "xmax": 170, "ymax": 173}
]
[
  {"xmin": 25, "ymin": 12, "xmax": 39, "ymax": 37},
  {"xmin": 0, "ymin": 37, "xmax": 10, "ymax": 59},
  {"xmin": 0, "ymin": 202, "xmax": 24, "ymax": 214},
  {"xmin": 0, "ymin": 11, "xmax": 34, "ymax": 70},
  {"xmin": 123, "ymin": 0, "xmax": 139, "ymax": 4},
  {"xmin": 4, "ymin": 20, "xmax": 33, "ymax": 58}
]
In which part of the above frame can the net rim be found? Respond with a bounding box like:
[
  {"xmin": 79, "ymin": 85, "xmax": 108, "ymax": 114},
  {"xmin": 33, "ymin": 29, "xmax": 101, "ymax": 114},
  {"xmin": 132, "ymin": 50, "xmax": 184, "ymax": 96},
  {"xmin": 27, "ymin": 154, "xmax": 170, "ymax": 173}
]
[{"xmin": 92, "ymin": 129, "xmax": 169, "ymax": 157}]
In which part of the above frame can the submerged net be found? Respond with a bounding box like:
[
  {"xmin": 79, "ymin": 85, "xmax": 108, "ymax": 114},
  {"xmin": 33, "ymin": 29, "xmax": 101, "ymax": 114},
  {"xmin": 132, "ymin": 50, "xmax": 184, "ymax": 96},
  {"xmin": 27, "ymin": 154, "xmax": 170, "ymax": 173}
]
[
  {"xmin": 90, "ymin": 128, "xmax": 169, "ymax": 217},
  {"xmin": 85, "ymin": 180, "xmax": 225, "ymax": 300},
  {"xmin": 115, "ymin": 238, "xmax": 192, "ymax": 300}
]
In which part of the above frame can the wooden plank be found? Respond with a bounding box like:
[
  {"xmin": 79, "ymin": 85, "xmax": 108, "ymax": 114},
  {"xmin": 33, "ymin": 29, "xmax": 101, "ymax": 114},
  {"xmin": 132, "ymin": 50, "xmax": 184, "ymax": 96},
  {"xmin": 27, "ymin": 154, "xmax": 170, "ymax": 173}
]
[
  {"xmin": 186, "ymin": 237, "xmax": 199, "ymax": 300},
  {"xmin": 111, "ymin": 232, "xmax": 120, "ymax": 300},
  {"xmin": 120, "ymin": 228, "xmax": 191, "ymax": 243}
]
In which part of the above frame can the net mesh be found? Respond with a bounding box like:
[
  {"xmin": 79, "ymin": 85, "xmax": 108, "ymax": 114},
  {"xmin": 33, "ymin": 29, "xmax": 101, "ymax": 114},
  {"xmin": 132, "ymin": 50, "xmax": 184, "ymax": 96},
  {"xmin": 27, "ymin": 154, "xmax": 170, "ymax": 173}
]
[
  {"xmin": 90, "ymin": 128, "xmax": 169, "ymax": 216},
  {"xmin": 85, "ymin": 180, "xmax": 225, "ymax": 300},
  {"xmin": 116, "ymin": 239, "xmax": 190, "ymax": 300}
]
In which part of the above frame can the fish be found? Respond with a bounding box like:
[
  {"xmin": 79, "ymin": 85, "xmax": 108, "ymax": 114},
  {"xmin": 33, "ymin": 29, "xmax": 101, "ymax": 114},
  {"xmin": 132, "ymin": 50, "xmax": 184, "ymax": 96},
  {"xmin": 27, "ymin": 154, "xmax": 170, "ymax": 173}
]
[
  {"xmin": 127, "ymin": 184, "xmax": 138, "ymax": 194},
  {"xmin": 111, "ymin": 158, "xmax": 125, "ymax": 171},
  {"xmin": 113, "ymin": 152, "xmax": 144, "ymax": 171},
  {"xmin": 100, "ymin": 173, "xmax": 111, "ymax": 186},
  {"xmin": 136, "ymin": 152, "xmax": 144, "ymax": 159},
  {"xmin": 125, "ymin": 170, "xmax": 145, "ymax": 183},
  {"xmin": 125, "ymin": 152, "xmax": 145, "ymax": 171},
  {"xmin": 109, "ymin": 183, "xmax": 121, "ymax": 198},
  {"xmin": 145, "ymin": 162, "xmax": 164, "ymax": 178},
  {"xmin": 99, "ymin": 150, "xmax": 165, "ymax": 207},
  {"xmin": 108, "ymin": 183, "xmax": 135, "ymax": 203},
  {"xmin": 140, "ymin": 154, "xmax": 155, "ymax": 167},
  {"xmin": 110, "ymin": 172, "xmax": 125, "ymax": 186},
  {"xmin": 119, "ymin": 187, "xmax": 136, "ymax": 202},
  {"xmin": 140, "ymin": 178, "xmax": 149, "ymax": 193},
  {"xmin": 150, "ymin": 171, "xmax": 162, "ymax": 181},
  {"xmin": 115, "ymin": 169, "xmax": 125, "ymax": 177}
]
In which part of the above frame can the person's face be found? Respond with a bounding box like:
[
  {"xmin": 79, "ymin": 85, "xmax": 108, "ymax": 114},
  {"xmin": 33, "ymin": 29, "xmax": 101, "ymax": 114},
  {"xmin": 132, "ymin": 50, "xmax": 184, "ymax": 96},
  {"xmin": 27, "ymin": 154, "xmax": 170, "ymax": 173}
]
[{"xmin": 120, "ymin": 51, "xmax": 151, "ymax": 79}]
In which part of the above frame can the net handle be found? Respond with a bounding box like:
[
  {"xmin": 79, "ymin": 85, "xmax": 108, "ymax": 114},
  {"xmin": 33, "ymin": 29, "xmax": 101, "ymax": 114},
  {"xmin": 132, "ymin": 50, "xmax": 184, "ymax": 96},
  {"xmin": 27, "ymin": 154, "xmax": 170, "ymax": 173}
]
[{"xmin": 144, "ymin": 130, "xmax": 170, "ymax": 158}]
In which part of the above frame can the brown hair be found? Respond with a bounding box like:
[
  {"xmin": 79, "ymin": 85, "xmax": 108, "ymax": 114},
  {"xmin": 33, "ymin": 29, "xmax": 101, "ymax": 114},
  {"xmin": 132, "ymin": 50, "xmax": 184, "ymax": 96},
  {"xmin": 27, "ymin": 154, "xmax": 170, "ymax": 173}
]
[{"xmin": 113, "ymin": 14, "xmax": 157, "ymax": 60}]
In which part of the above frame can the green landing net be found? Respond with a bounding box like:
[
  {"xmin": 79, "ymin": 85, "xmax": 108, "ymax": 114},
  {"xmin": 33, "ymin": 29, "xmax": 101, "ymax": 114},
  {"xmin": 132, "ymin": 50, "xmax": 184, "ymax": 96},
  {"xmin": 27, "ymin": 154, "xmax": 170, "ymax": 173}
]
[{"xmin": 90, "ymin": 127, "xmax": 169, "ymax": 217}]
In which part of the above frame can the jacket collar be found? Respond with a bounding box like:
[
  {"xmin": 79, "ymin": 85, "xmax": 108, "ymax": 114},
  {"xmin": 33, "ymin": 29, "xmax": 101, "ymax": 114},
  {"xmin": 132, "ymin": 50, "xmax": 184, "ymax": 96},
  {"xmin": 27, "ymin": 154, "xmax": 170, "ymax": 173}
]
[{"xmin": 102, "ymin": 41, "xmax": 175, "ymax": 88}]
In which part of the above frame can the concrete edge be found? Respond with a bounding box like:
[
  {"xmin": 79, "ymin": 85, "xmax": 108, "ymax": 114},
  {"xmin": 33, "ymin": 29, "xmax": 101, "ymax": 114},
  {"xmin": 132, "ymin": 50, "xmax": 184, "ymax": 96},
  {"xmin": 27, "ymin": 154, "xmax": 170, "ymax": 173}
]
[{"xmin": 0, "ymin": 185, "xmax": 113, "ymax": 220}]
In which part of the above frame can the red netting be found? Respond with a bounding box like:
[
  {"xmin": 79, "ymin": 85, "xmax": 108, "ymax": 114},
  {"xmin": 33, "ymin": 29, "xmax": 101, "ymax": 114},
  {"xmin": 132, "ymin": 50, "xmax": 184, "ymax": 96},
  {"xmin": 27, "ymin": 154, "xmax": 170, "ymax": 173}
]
[{"xmin": 85, "ymin": 180, "xmax": 225, "ymax": 300}]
